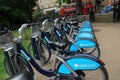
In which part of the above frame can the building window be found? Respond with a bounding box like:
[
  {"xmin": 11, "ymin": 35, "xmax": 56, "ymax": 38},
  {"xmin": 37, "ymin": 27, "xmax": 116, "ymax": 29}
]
[
  {"xmin": 40, "ymin": 5, "xmax": 43, "ymax": 9},
  {"xmin": 40, "ymin": 0, "xmax": 42, "ymax": 3},
  {"xmin": 50, "ymin": 2, "xmax": 54, "ymax": 7},
  {"xmin": 45, "ymin": 3, "xmax": 48, "ymax": 8}
]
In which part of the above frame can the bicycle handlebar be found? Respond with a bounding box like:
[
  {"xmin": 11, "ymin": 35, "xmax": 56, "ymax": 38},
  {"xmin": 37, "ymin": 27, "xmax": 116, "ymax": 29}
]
[
  {"xmin": 41, "ymin": 19, "xmax": 48, "ymax": 30},
  {"xmin": 54, "ymin": 18, "xmax": 59, "ymax": 26},
  {"xmin": 18, "ymin": 23, "xmax": 41, "ymax": 39},
  {"xmin": 18, "ymin": 24, "xmax": 28, "ymax": 39}
]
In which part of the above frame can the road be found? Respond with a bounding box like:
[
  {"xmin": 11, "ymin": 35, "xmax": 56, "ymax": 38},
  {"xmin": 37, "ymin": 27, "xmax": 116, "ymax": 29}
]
[{"xmin": 34, "ymin": 22, "xmax": 120, "ymax": 80}]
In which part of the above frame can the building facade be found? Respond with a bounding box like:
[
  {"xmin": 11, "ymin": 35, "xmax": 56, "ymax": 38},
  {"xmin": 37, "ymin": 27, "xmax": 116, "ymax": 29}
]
[
  {"xmin": 37, "ymin": 0, "xmax": 57, "ymax": 9},
  {"xmin": 37, "ymin": 0, "xmax": 57, "ymax": 14}
]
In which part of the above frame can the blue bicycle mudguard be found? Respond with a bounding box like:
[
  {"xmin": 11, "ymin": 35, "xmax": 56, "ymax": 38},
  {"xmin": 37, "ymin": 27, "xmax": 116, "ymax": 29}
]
[
  {"xmin": 74, "ymin": 32, "xmax": 94, "ymax": 40},
  {"xmin": 57, "ymin": 55, "xmax": 103, "ymax": 74},
  {"xmin": 69, "ymin": 40, "xmax": 96, "ymax": 51},
  {"xmin": 81, "ymin": 24, "xmax": 92, "ymax": 28},
  {"xmin": 83, "ymin": 20, "xmax": 91, "ymax": 25},
  {"xmin": 80, "ymin": 27, "xmax": 92, "ymax": 32}
]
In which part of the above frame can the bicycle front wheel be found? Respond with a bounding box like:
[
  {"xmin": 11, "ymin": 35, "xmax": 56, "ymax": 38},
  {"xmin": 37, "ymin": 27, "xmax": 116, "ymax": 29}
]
[
  {"xmin": 4, "ymin": 55, "xmax": 33, "ymax": 76},
  {"xmin": 37, "ymin": 40, "xmax": 51, "ymax": 64},
  {"xmin": 75, "ymin": 66, "xmax": 109, "ymax": 80},
  {"xmin": 28, "ymin": 41, "xmax": 51, "ymax": 64},
  {"xmin": 56, "ymin": 66, "xmax": 108, "ymax": 80}
]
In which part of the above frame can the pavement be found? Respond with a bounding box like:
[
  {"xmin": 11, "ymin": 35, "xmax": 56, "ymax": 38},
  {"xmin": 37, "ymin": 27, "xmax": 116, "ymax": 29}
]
[
  {"xmin": 93, "ymin": 23, "xmax": 120, "ymax": 80},
  {"xmin": 34, "ymin": 22, "xmax": 120, "ymax": 80}
]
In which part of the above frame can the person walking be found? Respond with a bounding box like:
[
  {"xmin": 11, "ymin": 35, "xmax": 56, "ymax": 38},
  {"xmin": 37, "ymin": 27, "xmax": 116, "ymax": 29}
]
[{"xmin": 89, "ymin": 8, "xmax": 95, "ymax": 22}]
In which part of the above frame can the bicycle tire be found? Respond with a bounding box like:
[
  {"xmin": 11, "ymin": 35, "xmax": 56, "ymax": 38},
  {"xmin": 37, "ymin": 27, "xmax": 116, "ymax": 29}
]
[
  {"xmin": 81, "ymin": 46, "xmax": 100, "ymax": 58},
  {"xmin": 74, "ymin": 66, "xmax": 109, "ymax": 80},
  {"xmin": 37, "ymin": 40, "xmax": 51, "ymax": 64},
  {"xmin": 57, "ymin": 66, "xmax": 109, "ymax": 80},
  {"xmin": 4, "ymin": 55, "xmax": 33, "ymax": 76},
  {"xmin": 4, "ymin": 58, "xmax": 13, "ymax": 76}
]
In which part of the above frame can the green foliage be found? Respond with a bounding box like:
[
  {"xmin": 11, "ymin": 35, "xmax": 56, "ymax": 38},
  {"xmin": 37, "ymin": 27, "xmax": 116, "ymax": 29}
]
[
  {"xmin": 32, "ymin": 10, "xmax": 42, "ymax": 21},
  {"xmin": 0, "ymin": 0, "xmax": 37, "ymax": 28},
  {"xmin": 0, "ymin": 49, "xmax": 9, "ymax": 80}
]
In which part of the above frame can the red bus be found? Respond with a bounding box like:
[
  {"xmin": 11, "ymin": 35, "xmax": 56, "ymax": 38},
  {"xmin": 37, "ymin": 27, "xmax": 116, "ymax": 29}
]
[{"xmin": 60, "ymin": 1, "xmax": 93, "ymax": 16}]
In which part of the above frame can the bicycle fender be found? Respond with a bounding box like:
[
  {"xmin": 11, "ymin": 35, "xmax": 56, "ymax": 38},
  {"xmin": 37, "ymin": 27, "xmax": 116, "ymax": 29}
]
[
  {"xmin": 69, "ymin": 40, "xmax": 96, "ymax": 51},
  {"xmin": 79, "ymin": 27, "xmax": 92, "ymax": 32},
  {"xmin": 74, "ymin": 32, "xmax": 94, "ymax": 40},
  {"xmin": 57, "ymin": 55, "xmax": 104, "ymax": 74}
]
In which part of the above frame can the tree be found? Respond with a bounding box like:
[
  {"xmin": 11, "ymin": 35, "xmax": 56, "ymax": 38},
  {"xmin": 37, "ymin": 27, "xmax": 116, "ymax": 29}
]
[{"xmin": 0, "ymin": 0, "xmax": 36, "ymax": 28}]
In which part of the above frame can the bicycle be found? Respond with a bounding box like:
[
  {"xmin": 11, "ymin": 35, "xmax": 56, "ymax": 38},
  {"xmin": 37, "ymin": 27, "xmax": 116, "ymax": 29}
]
[
  {"xmin": 7, "ymin": 23, "xmax": 109, "ymax": 80},
  {"xmin": 51, "ymin": 18, "xmax": 100, "ymax": 58},
  {"xmin": 39, "ymin": 19, "xmax": 100, "ymax": 58},
  {"xmin": 27, "ymin": 22, "xmax": 51, "ymax": 66},
  {"xmin": 0, "ymin": 27, "xmax": 33, "ymax": 76}
]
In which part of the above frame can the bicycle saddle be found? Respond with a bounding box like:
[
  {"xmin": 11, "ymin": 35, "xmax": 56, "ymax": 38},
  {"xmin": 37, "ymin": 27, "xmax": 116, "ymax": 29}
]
[
  {"xmin": 7, "ymin": 71, "xmax": 33, "ymax": 80},
  {"xmin": 49, "ymin": 41, "xmax": 67, "ymax": 50}
]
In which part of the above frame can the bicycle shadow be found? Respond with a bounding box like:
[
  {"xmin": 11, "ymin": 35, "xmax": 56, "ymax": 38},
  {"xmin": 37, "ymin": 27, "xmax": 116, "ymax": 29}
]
[{"xmin": 93, "ymin": 29, "xmax": 102, "ymax": 32}]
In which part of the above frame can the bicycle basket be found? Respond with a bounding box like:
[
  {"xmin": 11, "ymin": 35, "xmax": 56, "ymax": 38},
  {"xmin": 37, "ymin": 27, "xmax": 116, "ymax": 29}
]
[
  {"xmin": 30, "ymin": 23, "xmax": 41, "ymax": 35},
  {"xmin": 0, "ymin": 31, "xmax": 14, "ymax": 49}
]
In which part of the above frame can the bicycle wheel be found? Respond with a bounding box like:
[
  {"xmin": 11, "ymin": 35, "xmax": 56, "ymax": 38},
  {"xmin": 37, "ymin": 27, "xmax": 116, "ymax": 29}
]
[
  {"xmin": 81, "ymin": 46, "xmax": 100, "ymax": 58},
  {"xmin": 37, "ymin": 40, "xmax": 51, "ymax": 64},
  {"xmin": 56, "ymin": 66, "xmax": 108, "ymax": 80},
  {"xmin": 4, "ymin": 58, "xmax": 13, "ymax": 76},
  {"xmin": 74, "ymin": 66, "xmax": 109, "ymax": 80},
  {"xmin": 28, "ymin": 41, "xmax": 51, "ymax": 64},
  {"xmin": 4, "ymin": 55, "xmax": 33, "ymax": 76}
]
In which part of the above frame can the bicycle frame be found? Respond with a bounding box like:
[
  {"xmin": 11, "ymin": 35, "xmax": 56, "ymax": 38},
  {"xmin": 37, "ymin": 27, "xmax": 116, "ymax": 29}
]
[{"xmin": 30, "ymin": 35, "xmax": 41, "ymax": 60}]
